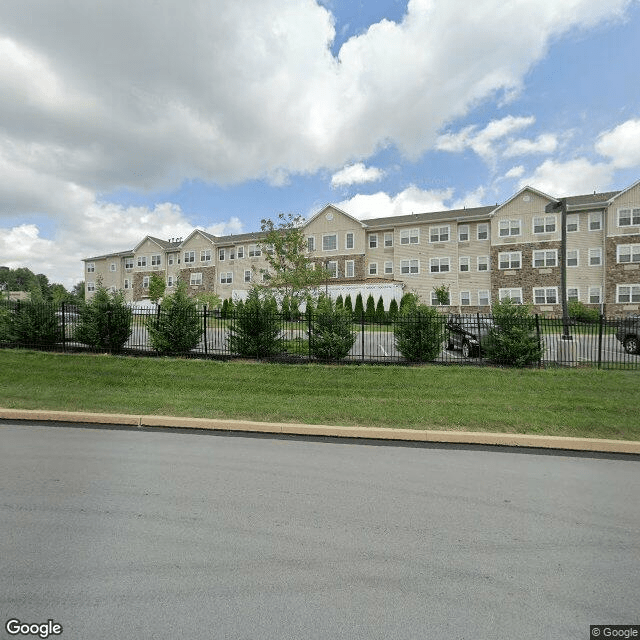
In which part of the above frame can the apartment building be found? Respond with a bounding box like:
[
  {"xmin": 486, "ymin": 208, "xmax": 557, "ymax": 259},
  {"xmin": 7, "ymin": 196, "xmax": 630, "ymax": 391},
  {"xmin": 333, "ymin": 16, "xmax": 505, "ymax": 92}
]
[{"xmin": 83, "ymin": 179, "xmax": 640, "ymax": 315}]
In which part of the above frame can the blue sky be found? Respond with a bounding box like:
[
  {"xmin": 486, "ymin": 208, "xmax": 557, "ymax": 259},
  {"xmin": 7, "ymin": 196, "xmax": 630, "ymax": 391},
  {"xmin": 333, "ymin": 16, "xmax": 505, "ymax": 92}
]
[{"xmin": 0, "ymin": 0, "xmax": 639, "ymax": 287}]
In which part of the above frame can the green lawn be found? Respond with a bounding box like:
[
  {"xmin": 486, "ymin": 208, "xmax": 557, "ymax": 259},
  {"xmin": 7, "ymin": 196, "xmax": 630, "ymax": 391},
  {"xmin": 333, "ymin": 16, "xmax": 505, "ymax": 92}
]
[{"xmin": 0, "ymin": 349, "xmax": 638, "ymax": 440}]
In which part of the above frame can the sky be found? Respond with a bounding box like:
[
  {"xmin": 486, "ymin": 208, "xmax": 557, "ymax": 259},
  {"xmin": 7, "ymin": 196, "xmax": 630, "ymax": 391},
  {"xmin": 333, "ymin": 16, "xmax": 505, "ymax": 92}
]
[{"xmin": 1, "ymin": 0, "xmax": 639, "ymax": 289}]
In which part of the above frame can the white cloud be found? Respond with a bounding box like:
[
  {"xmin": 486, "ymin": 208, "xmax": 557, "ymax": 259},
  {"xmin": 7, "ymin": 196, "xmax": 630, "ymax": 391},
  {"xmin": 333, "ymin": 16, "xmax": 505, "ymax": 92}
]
[
  {"xmin": 504, "ymin": 165, "xmax": 525, "ymax": 179},
  {"xmin": 331, "ymin": 162, "xmax": 384, "ymax": 187},
  {"xmin": 504, "ymin": 133, "xmax": 558, "ymax": 157},
  {"xmin": 595, "ymin": 118, "xmax": 640, "ymax": 168},
  {"xmin": 436, "ymin": 115, "xmax": 536, "ymax": 162},
  {"xmin": 336, "ymin": 186, "xmax": 454, "ymax": 219},
  {"xmin": 518, "ymin": 158, "xmax": 614, "ymax": 196},
  {"xmin": 452, "ymin": 186, "xmax": 487, "ymax": 209}
]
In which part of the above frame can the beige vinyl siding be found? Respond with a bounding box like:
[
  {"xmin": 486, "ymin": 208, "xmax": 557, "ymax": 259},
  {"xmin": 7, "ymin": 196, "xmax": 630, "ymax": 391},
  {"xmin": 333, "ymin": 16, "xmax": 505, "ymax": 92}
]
[{"xmin": 492, "ymin": 190, "xmax": 557, "ymax": 247}]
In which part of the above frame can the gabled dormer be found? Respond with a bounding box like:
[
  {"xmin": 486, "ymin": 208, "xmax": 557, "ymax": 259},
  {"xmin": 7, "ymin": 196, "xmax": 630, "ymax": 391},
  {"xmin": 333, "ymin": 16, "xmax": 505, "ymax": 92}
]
[{"xmin": 304, "ymin": 204, "xmax": 368, "ymax": 255}]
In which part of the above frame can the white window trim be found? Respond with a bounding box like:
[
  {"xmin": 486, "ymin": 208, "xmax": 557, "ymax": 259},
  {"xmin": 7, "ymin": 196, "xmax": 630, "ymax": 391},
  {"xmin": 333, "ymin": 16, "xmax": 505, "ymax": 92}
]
[
  {"xmin": 322, "ymin": 234, "xmax": 338, "ymax": 252},
  {"xmin": 400, "ymin": 259, "xmax": 420, "ymax": 275},
  {"xmin": 142, "ymin": 276, "xmax": 149, "ymax": 288},
  {"xmin": 219, "ymin": 272, "xmax": 232, "ymax": 284},
  {"xmin": 327, "ymin": 260, "xmax": 338, "ymax": 278},
  {"xmin": 566, "ymin": 214, "xmax": 579, "ymax": 233},
  {"xmin": 137, "ymin": 256, "xmax": 147, "ymax": 267},
  {"xmin": 533, "ymin": 216, "xmax": 556, "ymax": 234},
  {"xmin": 218, "ymin": 249, "xmax": 225, "ymax": 261},
  {"xmin": 307, "ymin": 236, "xmax": 315, "ymax": 252},
  {"xmin": 345, "ymin": 260, "xmax": 355, "ymax": 278},
  {"xmin": 533, "ymin": 287, "xmax": 558, "ymax": 305},
  {"xmin": 532, "ymin": 250, "xmax": 558, "ymax": 268},
  {"xmin": 244, "ymin": 270, "xmax": 251, "ymax": 283},
  {"xmin": 384, "ymin": 233, "xmax": 393, "ymax": 247},
  {"xmin": 589, "ymin": 287, "xmax": 602, "ymax": 304},
  {"xmin": 384, "ymin": 261, "xmax": 393, "ymax": 274},
  {"xmin": 589, "ymin": 248, "xmax": 602, "ymax": 266},
  {"xmin": 617, "ymin": 244, "xmax": 640, "ymax": 264},
  {"xmin": 477, "ymin": 256, "xmax": 490, "ymax": 272},
  {"xmin": 429, "ymin": 257, "xmax": 450, "ymax": 273},
  {"xmin": 458, "ymin": 225, "xmax": 470, "ymax": 242},
  {"xmin": 459, "ymin": 256, "xmax": 470, "ymax": 272},
  {"xmin": 460, "ymin": 291, "xmax": 471, "ymax": 306},
  {"xmin": 184, "ymin": 251, "xmax": 195, "ymax": 263},
  {"xmin": 400, "ymin": 229, "xmax": 420, "ymax": 245},
  {"xmin": 567, "ymin": 287, "xmax": 579, "ymax": 302},
  {"xmin": 499, "ymin": 288, "xmax": 523, "ymax": 303},
  {"xmin": 237, "ymin": 246, "xmax": 245, "ymax": 259},
  {"xmin": 499, "ymin": 219, "xmax": 521, "ymax": 237},
  {"xmin": 87, "ymin": 281, "xmax": 95, "ymax": 292},
  {"xmin": 477, "ymin": 223, "xmax": 489, "ymax": 240},
  {"xmin": 617, "ymin": 207, "xmax": 640, "ymax": 227},
  {"xmin": 429, "ymin": 225, "xmax": 449, "ymax": 243},
  {"xmin": 616, "ymin": 284, "xmax": 640, "ymax": 303},
  {"xmin": 109, "ymin": 263, "xmax": 117, "ymax": 272},
  {"xmin": 368, "ymin": 234, "xmax": 378, "ymax": 249},
  {"xmin": 498, "ymin": 252, "xmax": 521, "ymax": 270},
  {"xmin": 345, "ymin": 232, "xmax": 354, "ymax": 250},
  {"xmin": 589, "ymin": 212, "xmax": 603, "ymax": 231},
  {"xmin": 478, "ymin": 290, "xmax": 490, "ymax": 306},
  {"xmin": 191, "ymin": 272, "xmax": 203, "ymax": 285},
  {"xmin": 125, "ymin": 258, "xmax": 134, "ymax": 269},
  {"xmin": 151, "ymin": 254, "xmax": 161, "ymax": 266},
  {"xmin": 368, "ymin": 262, "xmax": 378, "ymax": 275},
  {"xmin": 567, "ymin": 249, "xmax": 579, "ymax": 267}
]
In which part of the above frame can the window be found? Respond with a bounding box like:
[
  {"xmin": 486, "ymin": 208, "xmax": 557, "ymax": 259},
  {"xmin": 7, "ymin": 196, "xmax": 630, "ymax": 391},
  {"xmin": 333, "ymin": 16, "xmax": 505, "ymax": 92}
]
[
  {"xmin": 323, "ymin": 234, "xmax": 337, "ymax": 251},
  {"xmin": 430, "ymin": 257, "xmax": 450, "ymax": 273},
  {"xmin": 265, "ymin": 244, "xmax": 275, "ymax": 256},
  {"xmin": 499, "ymin": 288, "xmax": 522, "ymax": 303},
  {"xmin": 124, "ymin": 279, "xmax": 130, "ymax": 289},
  {"xmin": 218, "ymin": 249, "xmax": 225, "ymax": 261},
  {"xmin": 137, "ymin": 256, "xmax": 147, "ymax": 268},
  {"xmin": 368, "ymin": 262, "xmax": 378, "ymax": 275},
  {"xmin": 384, "ymin": 261, "xmax": 393, "ymax": 274},
  {"xmin": 459, "ymin": 257, "xmax": 470, "ymax": 272},
  {"xmin": 567, "ymin": 214, "xmax": 579, "ymax": 232},
  {"xmin": 307, "ymin": 237, "xmax": 315, "ymax": 252},
  {"xmin": 191, "ymin": 273, "xmax": 203, "ymax": 285},
  {"xmin": 401, "ymin": 229, "xmax": 419, "ymax": 244},
  {"xmin": 229, "ymin": 248, "xmax": 235, "ymax": 260},
  {"xmin": 534, "ymin": 287, "xmax": 558, "ymax": 304},
  {"xmin": 384, "ymin": 233, "xmax": 393, "ymax": 247},
  {"xmin": 151, "ymin": 254, "xmax": 161, "ymax": 266},
  {"xmin": 533, "ymin": 250, "xmax": 557, "ymax": 268},
  {"xmin": 219, "ymin": 272, "xmax": 232, "ymax": 284},
  {"xmin": 244, "ymin": 270, "xmax": 251, "ymax": 283},
  {"xmin": 617, "ymin": 244, "xmax": 640, "ymax": 264},
  {"xmin": 499, "ymin": 252, "xmax": 521, "ymax": 269},
  {"xmin": 533, "ymin": 216, "xmax": 556, "ymax": 234},
  {"xmin": 429, "ymin": 226, "xmax": 449, "ymax": 243},
  {"xmin": 477, "ymin": 256, "xmax": 489, "ymax": 272},
  {"xmin": 184, "ymin": 251, "xmax": 195, "ymax": 263},
  {"xmin": 142, "ymin": 276, "xmax": 149, "ymax": 289},
  {"xmin": 86, "ymin": 262, "xmax": 95, "ymax": 273},
  {"xmin": 345, "ymin": 260, "xmax": 354, "ymax": 278},
  {"xmin": 431, "ymin": 290, "xmax": 450, "ymax": 306},
  {"xmin": 567, "ymin": 250, "xmax": 579, "ymax": 267},
  {"xmin": 327, "ymin": 261, "xmax": 338, "ymax": 278},
  {"xmin": 168, "ymin": 255, "xmax": 174, "ymax": 266},
  {"xmin": 248, "ymin": 244, "xmax": 261, "ymax": 257},
  {"xmin": 236, "ymin": 246, "xmax": 244, "ymax": 259},
  {"xmin": 199, "ymin": 250, "xmax": 211, "ymax": 262},
  {"xmin": 460, "ymin": 291, "xmax": 471, "ymax": 306},
  {"xmin": 401, "ymin": 259, "xmax": 419, "ymax": 275},
  {"xmin": 477, "ymin": 223, "xmax": 489, "ymax": 240},
  {"xmin": 369, "ymin": 234, "xmax": 378, "ymax": 249},
  {"xmin": 478, "ymin": 290, "xmax": 490, "ymax": 306},
  {"xmin": 125, "ymin": 258, "xmax": 134, "ymax": 269},
  {"xmin": 458, "ymin": 225, "xmax": 469, "ymax": 242},
  {"xmin": 167, "ymin": 276, "xmax": 174, "ymax": 287},
  {"xmin": 345, "ymin": 232, "xmax": 354, "ymax": 250},
  {"xmin": 589, "ymin": 212, "xmax": 602, "ymax": 231},
  {"xmin": 110, "ymin": 263, "xmax": 117, "ymax": 272},
  {"xmin": 568, "ymin": 287, "xmax": 579, "ymax": 302},
  {"xmin": 589, "ymin": 248, "xmax": 602, "ymax": 266},
  {"xmin": 587, "ymin": 287, "xmax": 601, "ymax": 304},
  {"xmin": 499, "ymin": 219, "xmax": 521, "ymax": 237},
  {"xmin": 618, "ymin": 208, "xmax": 640, "ymax": 227},
  {"xmin": 87, "ymin": 282, "xmax": 95, "ymax": 292},
  {"xmin": 616, "ymin": 284, "xmax": 640, "ymax": 303}
]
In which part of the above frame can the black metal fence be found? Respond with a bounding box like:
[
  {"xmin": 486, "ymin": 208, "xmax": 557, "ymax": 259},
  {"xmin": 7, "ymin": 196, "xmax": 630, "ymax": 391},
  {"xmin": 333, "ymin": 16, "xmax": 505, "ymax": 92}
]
[{"xmin": 1, "ymin": 300, "xmax": 639, "ymax": 369}]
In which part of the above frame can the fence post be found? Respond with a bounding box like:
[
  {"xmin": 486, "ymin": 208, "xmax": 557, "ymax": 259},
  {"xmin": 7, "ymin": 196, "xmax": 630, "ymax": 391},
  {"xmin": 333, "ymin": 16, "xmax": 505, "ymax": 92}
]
[
  {"xmin": 361, "ymin": 312, "xmax": 365, "ymax": 361},
  {"xmin": 535, "ymin": 314, "xmax": 542, "ymax": 368},
  {"xmin": 61, "ymin": 301, "xmax": 66, "ymax": 352},
  {"xmin": 597, "ymin": 314, "xmax": 604, "ymax": 370},
  {"xmin": 203, "ymin": 305, "xmax": 208, "ymax": 356}
]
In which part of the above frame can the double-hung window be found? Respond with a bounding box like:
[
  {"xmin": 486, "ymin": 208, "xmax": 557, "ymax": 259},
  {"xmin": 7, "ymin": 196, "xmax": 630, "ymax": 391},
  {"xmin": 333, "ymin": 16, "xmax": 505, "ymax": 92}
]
[
  {"xmin": 499, "ymin": 288, "xmax": 522, "ymax": 303},
  {"xmin": 218, "ymin": 249, "xmax": 224, "ymax": 261},
  {"xmin": 589, "ymin": 248, "xmax": 602, "ymax": 266},
  {"xmin": 567, "ymin": 288, "xmax": 579, "ymax": 301},
  {"xmin": 478, "ymin": 290, "xmax": 490, "ymax": 306},
  {"xmin": 459, "ymin": 257, "xmax": 470, "ymax": 272},
  {"xmin": 199, "ymin": 249, "xmax": 211, "ymax": 262},
  {"xmin": 429, "ymin": 226, "xmax": 449, "ymax": 243},
  {"xmin": 219, "ymin": 272, "xmax": 232, "ymax": 284},
  {"xmin": 617, "ymin": 284, "xmax": 640, "ymax": 303},
  {"xmin": 151, "ymin": 254, "xmax": 161, "ymax": 266},
  {"xmin": 190, "ymin": 272, "xmax": 203, "ymax": 285},
  {"xmin": 400, "ymin": 259, "xmax": 419, "ymax": 275},
  {"xmin": 618, "ymin": 208, "xmax": 640, "ymax": 227},
  {"xmin": 589, "ymin": 212, "xmax": 603, "ymax": 231},
  {"xmin": 87, "ymin": 282, "xmax": 95, "ymax": 292},
  {"xmin": 384, "ymin": 233, "xmax": 393, "ymax": 247},
  {"xmin": 110, "ymin": 263, "xmax": 117, "ymax": 272},
  {"xmin": 534, "ymin": 287, "xmax": 558, "ymax": 304},
  {"xmin": 323, "ymin": 234, "xmax": 337, "ymax": 251},
  {"xmin": 184, "ymin": 251, "xmax": 195, "ymax": 264},
  {"xmin": 125, "ymin": 258, "xmax": 134, "ymax": 269},
  {"xmin": 384, "ymin": 261, "xmax": 393, "ymax": 274},
  {"xmin": 167, "ymin": 276, "xmax": 174, "ymax": 287},
  {"xmin": 458, "ymin": 225, "xmax": 469, "ymax": 242},
  {"xmin": 368, "ymin": 262, "xmax": 378, "ymax": 275},
  {"xmin": 460, "ymin": 291, "xmax": 471, "ymax": 306},
  {"xmin": 477, "ymin": 256, "xmax": 489, "ymax": 271},
  {"xmin": 345, "ymin": 260, "xmax": 354, "ymax": 278},
  {"xmin": 430, "ymin": 257, "xmax": 450, "ymax": 273},
  {"xmin": 124, "ymin": 279, "xmax": 130, "ymax": 289},
  {"xmin": 499, "ymin": 219, "xmax": 520, "ymax": 237},
  {"xmin": 400, "ymin": 229, "xmax": 419, "ymax": 244},
  {"xmin": 499, "ymin": 252, "xmax": 521, "ymax": 269},
  {"xmin": 236, "ymin": 246, "xmax": 245, "ymax": 259},
  {"xmin": 307, "ymin": 237, "xmax": 315, "ymax": 252},
  {"xmin": 477, "ymin": 223, "xmax": 489, "ymax": 240},
  {"xmin": 137, "ymin": 256, "xmax": 147, "ymax": 268},
  {"xmin": 248, "ymin": 244, "xmax": 261, "ymax": 257},
  {"xmin": 142, "ymin": 276, "xmax": 149, "ymax": 289},
  {"xmin": 244, "ymin": 270, "xmax": 251, "ymax": 283},
  {"xmin": 567, "ymin": 250, "xmax": 579, "ymax": 267},
  {"xmin": 617, "ymin": 244, "xmax": 640, "ymax": 263},
  {"xmin": 567, "ymin": 214, "xmax": 579, "ymax": 232},
  {"xmin": 327, "ymin": 261, "xmax": 338, "ymax": 278},
  {"xmin": 369, "ymin": 234, "xmax": 378, "ymax": 249},
  {"xmin": 345, "ymin": 232, "xmax": 354, "ymax": 250},
  {"xmin": 533, "ymin": 250, "xmax": 557, "ymax": 268},
  {"xmin": 533, "ymin": 216, "xmax": 556, "ymax": 234}
]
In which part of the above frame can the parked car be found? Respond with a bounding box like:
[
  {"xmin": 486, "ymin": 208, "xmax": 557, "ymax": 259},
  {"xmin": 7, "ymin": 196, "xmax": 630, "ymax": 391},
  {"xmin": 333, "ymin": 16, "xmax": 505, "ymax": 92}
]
[
  {"xmin": 446, "ymin": 315, "xmax": 495, "ymax": 358},
  {"xmin": 615, "ymin": 314, "xmax": 640, "ymax": 355}
]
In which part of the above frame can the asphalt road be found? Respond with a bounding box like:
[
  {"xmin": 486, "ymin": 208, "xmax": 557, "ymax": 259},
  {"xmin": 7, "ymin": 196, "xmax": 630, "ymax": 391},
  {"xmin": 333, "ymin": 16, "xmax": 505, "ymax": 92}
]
[{"xmin": 1, "ymin": 423, "xmax": 638, "ymax": 640}]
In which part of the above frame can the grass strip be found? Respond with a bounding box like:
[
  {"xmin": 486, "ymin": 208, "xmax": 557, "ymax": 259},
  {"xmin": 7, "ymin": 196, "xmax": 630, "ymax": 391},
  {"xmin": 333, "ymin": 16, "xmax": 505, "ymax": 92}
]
[{"xmin": 0, "ymin": 349, "xmax": 638, "ymax": 440}]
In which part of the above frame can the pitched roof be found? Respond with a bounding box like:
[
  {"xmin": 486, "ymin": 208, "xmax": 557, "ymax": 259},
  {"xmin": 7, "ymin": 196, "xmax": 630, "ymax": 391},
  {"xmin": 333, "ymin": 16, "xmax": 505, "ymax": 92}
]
[
  {"xmin": 84, "ymin": 249, "xmax": 134, "ymax": 261},
  {"xmin": 363, "ymin": 205, "xmax": 496, "ymax": 228}
]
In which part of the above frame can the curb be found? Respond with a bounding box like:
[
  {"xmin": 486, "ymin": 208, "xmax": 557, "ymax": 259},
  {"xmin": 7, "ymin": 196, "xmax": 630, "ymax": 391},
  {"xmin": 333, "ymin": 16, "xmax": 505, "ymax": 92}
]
[{"xmin": 1, "ymin": 408, "xmax": 639, "ymax": 455}]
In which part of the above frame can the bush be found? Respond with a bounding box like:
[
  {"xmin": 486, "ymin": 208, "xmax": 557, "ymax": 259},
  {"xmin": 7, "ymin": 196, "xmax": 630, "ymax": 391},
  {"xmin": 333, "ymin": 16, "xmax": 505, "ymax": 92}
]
[
  {"xmin": 365, "ymin": 294, "xmax": 376, "ymax": 322},
  {"xmin": 0, "ymin": 304, "xmax": 12, "ymax": 344},
  {"xmin": 376, "ymin": 296, "xmax": 387, "ymax": 323},
  {"xmin": 73, "ymin": 285, "xmax": 131, "ymax": 352},
  {"xmin": 354, "ymin": 293, "xmax": 364, "ymax": 319},
  {"xmin": 11, "ymin": 302, "xmax": 60, "ymax": 347},
  {"xmin": 309, "ymin": 295, "xmax": 356, "ymax": 360},
  {"xmin": 394, "ymin": 304, "xmax": 444, "ymax": 362},
  {"xmin": 344, "ymin": 294, "xmax": 353, "ymax": 315},
  {"xmin": 568, "ymin": 300, "xmax": 600, "ymax": 323},
  {"xmin": 483, "ymin": 298, "xmax": 543, "ymax": 366},
  {"xmin": 146, "ymin": 282, "xmax": 202, "ymax": 355},
  {"xmin": 388, "ymin": 298, "xmax": 399, "ymax": 322},
  {"xmin": 228, "ymin": 289, "xmax": 283, "ymax": 357}
]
